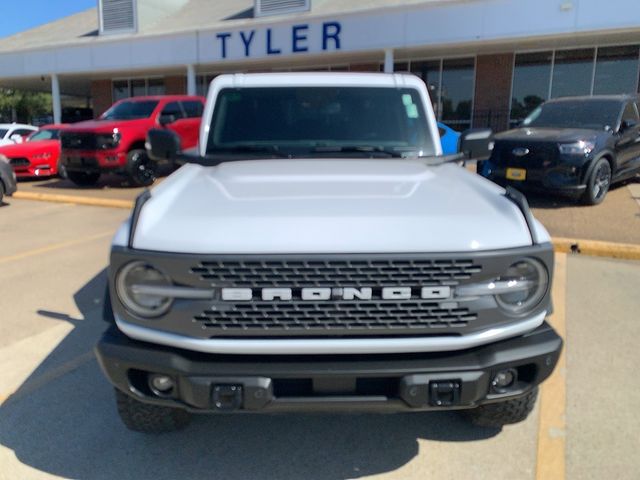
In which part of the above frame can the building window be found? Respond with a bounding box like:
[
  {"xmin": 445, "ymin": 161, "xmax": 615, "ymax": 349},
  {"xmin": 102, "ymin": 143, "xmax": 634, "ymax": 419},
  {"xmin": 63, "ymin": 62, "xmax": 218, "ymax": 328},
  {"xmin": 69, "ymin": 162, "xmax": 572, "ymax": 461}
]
[
  {"xmin": 593, "ymin": 45, "xmax": 640, "ymax": 95},
  {"xmin": 551, "ymin": 48, "xmax": 595, "ymax": 98},
  {"xmin": 440, "ymin": 58, "xmax": 475, "ymax": 131},
  {"xmin": 510, "ymin": 44, "xmax": 640, "ymax": 125},
  {"xmin": 410, "ymin": 60, "xmax": 442, "ymax": 118},
  {"xmin": 196, "ymin": 75, "xmax": 219, "ymax": 97},
  {"xmin": 113, "ymin": 80, "xmax": 129, "ymax": 102},
  {"xmin": 510, "ymin": 51, "xmax": 553, "ymax": 123},
  {"xmin": 409, "ymin": 58, "xmax": 475, "ymax": 131},
  {"xmin": 112, "ymin": 78, "xmax": 166, "ymax": 101}
]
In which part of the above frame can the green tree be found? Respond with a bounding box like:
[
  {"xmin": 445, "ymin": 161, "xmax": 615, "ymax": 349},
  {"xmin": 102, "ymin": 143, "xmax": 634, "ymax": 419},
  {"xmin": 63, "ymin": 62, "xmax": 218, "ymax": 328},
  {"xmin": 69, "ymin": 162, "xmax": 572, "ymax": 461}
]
[{"xmin": 0, "ymin": 89, "xmax": 52, "ymax": 123}]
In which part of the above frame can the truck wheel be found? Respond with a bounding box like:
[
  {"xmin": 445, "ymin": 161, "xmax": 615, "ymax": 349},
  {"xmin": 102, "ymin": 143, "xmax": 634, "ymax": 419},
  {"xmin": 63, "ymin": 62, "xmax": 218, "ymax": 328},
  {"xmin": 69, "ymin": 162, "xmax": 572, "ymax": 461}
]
[
  {"xmin": 463, "ymin": 388, "xmax": 538, "ymax": 428},
  {"xmin": 67, "ymin": 171, "xmax": 100, "ymax": 187},
  {"xmin": 582, "ymin": 157, "xmax": 611, "ymax": 205},
  {"xmin": 127, "ymin": 149, "xmax": 156, "ymax": 187},
  {"xmin": 115, "ymin": 389, "xmax": 191, "ymax": 433}
]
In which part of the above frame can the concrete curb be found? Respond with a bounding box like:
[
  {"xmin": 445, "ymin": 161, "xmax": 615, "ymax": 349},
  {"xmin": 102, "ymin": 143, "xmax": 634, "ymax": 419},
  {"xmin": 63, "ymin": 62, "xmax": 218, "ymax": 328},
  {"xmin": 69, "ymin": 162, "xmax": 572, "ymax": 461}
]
[
  {"xmin": 13, "ymin": 191, "xmax": 133, "ymax": 209},
  {"xmin": 553, "ymin": 237, "xmax": 640, "ymax": 261},
  {"xmin": 10, "ymin": 190, "xmax": 640, "ymax": 261}
]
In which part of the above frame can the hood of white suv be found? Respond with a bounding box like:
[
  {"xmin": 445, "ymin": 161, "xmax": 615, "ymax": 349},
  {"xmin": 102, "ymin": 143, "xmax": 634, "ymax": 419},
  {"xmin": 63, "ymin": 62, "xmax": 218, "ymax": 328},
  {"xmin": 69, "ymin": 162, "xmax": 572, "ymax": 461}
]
[{"xmin": 123, "ymin": 160, "xmax": 547, "ymax": 254}]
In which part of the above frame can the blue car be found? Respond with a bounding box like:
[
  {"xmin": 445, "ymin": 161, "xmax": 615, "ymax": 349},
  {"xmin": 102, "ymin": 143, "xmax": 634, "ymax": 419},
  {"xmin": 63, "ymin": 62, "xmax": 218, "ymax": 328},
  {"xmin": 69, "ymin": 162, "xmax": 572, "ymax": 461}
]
[{"xmin": 438, "ymin": 122, "xmax": 460, "ymax": 154}]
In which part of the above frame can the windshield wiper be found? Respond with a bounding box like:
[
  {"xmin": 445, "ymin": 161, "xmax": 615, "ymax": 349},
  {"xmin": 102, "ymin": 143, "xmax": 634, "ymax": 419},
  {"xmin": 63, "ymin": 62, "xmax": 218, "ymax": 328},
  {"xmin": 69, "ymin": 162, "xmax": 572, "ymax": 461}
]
[
  {"xmin": 310, "ymin": 146, "xmax": 405, "ymax": 157},
  {"xmin": 208, "ymin": 145, "xmax": 290, "ymax": 158}
]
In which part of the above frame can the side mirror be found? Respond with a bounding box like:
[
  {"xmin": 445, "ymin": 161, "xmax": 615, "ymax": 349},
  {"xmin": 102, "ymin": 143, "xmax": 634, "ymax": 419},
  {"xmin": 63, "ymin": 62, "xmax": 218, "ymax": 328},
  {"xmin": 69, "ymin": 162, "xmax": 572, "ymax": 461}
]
[
  {"xmin": 458, "ymin": 128, "xmax": 494, "ymax": 160},
  {"xmin": 159, "ymin": 114, "xmax": 176, "ymax": 127},
  {"xmin": 146, "ymin": 128, "xmax": 180, "ymax": 164},
  {"xmin": 10, "ymin": 134, "xmax": 23, "ymax": 144},
  {"xmin": 620, "ymin": 119, "xmax": 638, "ymax": 132}
]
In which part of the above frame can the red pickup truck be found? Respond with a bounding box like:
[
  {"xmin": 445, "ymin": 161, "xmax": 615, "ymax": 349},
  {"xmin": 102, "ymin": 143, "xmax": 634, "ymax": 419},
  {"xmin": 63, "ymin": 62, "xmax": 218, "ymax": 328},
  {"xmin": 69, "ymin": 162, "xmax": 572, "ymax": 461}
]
[{"xmin": 60, "ymin": 95, "xmax": 204, "ymax": 187}]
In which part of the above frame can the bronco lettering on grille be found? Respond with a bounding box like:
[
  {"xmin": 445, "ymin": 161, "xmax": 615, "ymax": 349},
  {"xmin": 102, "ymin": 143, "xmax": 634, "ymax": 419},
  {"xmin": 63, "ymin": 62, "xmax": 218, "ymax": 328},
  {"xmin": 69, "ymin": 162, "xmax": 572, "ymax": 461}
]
[{"xmin": 220, "ymin": 286, "xmax": 451, "ymax": 301}]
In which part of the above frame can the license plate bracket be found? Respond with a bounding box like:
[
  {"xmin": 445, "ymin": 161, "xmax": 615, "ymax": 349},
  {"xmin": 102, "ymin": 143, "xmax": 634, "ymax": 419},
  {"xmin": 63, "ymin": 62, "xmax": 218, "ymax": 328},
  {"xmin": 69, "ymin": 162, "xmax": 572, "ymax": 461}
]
[{"xmin": 506, "ymin": 167, "xmax": 526, "ymax": 181}]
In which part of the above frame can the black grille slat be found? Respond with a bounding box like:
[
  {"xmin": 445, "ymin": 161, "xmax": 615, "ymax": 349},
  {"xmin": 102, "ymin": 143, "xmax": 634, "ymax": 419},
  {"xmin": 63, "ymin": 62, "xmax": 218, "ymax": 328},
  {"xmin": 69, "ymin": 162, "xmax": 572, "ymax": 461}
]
[
  {"xmin": 9, "ymin": 157, "xmax": 30, "ymax": 167},
  {"xmin": 195, "ymin": 301, "xmax": 477, "ymax": 333},
  {"xmin": 61, "ymin": 132, "xmax": 97, "ymax": 150},
  {"xmin": 191, "ymin": 258, "xmax": 482, "ymax": 287}
]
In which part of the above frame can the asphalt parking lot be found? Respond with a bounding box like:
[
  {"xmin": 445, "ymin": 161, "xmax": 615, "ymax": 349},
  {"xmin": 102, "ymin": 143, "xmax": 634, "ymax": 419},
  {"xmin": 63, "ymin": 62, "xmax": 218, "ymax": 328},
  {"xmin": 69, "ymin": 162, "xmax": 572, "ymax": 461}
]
[{"xmin": 1, "ymin": 198, "xmax": 639, "ymax": 479}]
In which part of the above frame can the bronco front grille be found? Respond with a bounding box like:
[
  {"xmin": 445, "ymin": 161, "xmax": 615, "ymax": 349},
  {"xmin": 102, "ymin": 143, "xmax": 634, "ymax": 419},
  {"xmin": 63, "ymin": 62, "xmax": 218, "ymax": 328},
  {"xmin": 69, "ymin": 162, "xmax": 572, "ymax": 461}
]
[
  {"xmin": 184, "ymin": 258, "xmax": 484, "ymax": 337},
  {"xmin": 110, "ymin": 247, "xmax": 554, "ymax": 340},
  {"xmin": 9, "ymin": 157, "xmax": 30, "ymax": 167},
  {"xmin": 195, "ymin": 300, "xmax": 477, "ymax": 334},
  {"xmin": 61, "ymin": 132, "xmax": 97, "ymax": 150},
  {"xmin": 190, "ymin": 259, "xmax": 482, "ymax": 287}
]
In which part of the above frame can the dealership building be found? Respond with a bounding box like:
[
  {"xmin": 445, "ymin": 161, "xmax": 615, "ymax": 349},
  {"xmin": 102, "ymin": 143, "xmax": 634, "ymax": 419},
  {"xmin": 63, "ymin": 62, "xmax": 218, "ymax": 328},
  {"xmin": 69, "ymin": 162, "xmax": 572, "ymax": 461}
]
[{"xmin": 1, "ymin": 0, "xmax": 640, "ymax": 130}]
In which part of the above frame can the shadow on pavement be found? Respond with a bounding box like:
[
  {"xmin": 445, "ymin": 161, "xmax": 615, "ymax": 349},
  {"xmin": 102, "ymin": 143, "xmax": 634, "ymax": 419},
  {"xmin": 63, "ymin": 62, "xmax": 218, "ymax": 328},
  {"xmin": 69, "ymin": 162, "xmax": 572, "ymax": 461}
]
[{"xmin": 0, "ymin": 269, "xmax": 500, "ymax": 480}]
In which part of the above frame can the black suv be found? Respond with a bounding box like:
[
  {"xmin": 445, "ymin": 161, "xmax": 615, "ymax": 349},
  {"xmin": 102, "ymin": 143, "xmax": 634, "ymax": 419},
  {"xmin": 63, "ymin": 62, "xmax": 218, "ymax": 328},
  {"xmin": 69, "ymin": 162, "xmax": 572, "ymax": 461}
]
[{"xmin": 480, "ymin": 95, "xmax": 640, "ymax": 204}]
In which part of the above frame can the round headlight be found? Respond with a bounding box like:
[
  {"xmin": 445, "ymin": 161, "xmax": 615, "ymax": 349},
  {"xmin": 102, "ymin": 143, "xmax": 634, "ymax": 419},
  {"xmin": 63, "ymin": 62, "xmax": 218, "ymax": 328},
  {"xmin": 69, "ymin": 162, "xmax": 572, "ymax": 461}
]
[
  {"xmin": 116, "ymin": 261, "xmax": 172, "ymax": 317},
  {"xmin": 494, "ymin": 259, "xmax": 548, "ymax": 315}
]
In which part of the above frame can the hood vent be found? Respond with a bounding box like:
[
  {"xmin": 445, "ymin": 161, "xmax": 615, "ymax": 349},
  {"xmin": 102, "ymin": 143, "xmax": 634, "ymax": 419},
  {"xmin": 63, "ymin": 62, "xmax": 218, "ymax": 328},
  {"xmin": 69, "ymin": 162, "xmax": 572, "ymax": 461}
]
[
  {"xmin": 254, "ymin": 0, "xmax": 310, "ymax": 17},
  {"xmin": 99, "ymin": 0, "xmax": 137, "ymax": 34}
]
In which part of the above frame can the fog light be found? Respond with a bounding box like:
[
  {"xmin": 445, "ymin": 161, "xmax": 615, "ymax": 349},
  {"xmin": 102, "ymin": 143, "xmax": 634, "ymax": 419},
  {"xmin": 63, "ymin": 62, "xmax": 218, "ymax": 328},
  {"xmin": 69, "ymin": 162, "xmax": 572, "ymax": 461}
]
[
  {"xmin": 149, "ymin": 374, "xmax": 174, "ymax": 393},
  {"xmin": 492, "ymin": 369, "xmax": 517, "ymax": 390}
]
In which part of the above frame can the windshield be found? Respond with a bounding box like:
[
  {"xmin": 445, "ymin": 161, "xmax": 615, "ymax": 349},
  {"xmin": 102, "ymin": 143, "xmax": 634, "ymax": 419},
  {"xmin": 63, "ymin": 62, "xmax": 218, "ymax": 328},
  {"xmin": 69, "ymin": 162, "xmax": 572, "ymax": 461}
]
[
  {"xmin": 523, "ymin": 100, "xmax": 622, "ymax": 130},
  {"xmin": 29, "ymin": 129, "xmax": 59, "ymax": 141},
  {"xmin": 0, "ymin": 129, "xmax": 8, "ymax": 139},
  {"xmin": 101, "ymin": 100, "xmax": 159, "ymax": 120},
  {"xmin": 206, "ymin": 87, "xmax": 436, "ymax": 157}
]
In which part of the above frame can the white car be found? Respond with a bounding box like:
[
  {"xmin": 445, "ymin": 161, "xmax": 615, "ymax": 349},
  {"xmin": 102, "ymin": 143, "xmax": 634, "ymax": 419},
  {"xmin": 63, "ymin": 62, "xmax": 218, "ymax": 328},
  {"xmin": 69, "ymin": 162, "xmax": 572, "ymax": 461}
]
[{"xmin": 0, "ymin": 123, "xmax": 38, "ymax": 147}]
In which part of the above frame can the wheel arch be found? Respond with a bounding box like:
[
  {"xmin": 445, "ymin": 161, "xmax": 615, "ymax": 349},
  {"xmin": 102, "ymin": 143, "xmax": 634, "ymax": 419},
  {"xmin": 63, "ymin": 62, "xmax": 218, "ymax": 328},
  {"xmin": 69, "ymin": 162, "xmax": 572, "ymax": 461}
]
[
  {"xmin": 584, "ymin": 150, "xmax": 616, "ymax": 183},
  {"xmin": 127, "ymin": 140, "xmax": 147, "ymax": 152}
]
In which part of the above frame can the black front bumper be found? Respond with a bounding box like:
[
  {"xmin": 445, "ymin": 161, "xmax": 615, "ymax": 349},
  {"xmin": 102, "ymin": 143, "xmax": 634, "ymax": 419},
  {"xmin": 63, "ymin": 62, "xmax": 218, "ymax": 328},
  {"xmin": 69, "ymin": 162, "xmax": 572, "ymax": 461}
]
[
  {"xmin": 96, "ymin": 323, "xmax": 562, "ymax": 413},
  {"xmin": 479, "ymin": 159, "xmax": 588, "ymax": 198}
]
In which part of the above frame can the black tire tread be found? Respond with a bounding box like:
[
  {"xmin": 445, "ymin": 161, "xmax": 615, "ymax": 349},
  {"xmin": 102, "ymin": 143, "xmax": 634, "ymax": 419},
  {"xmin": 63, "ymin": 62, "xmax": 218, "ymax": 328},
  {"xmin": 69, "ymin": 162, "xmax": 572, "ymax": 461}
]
[
  {"xmin": 115, "ymin": 389, "xmax": 191, "ymax": 433},
  {"xmin": 582, "ymin": 157, "xmax": 611, "ymax": 205},
  {"xmin": 127, "ymin": 149, "xmax": 156, "ymax": 187},
  {"xmin": 464, "ymin": 388, "xmax": 538, "ymax": 428}
]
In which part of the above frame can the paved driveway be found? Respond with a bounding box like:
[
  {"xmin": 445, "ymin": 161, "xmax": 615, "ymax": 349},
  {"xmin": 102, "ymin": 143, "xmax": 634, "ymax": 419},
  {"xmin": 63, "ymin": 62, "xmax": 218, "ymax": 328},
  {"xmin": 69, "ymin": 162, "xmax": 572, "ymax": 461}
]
[{"xmin": 0, "ymin": 198, "xmax": 639, "ymax": 479}]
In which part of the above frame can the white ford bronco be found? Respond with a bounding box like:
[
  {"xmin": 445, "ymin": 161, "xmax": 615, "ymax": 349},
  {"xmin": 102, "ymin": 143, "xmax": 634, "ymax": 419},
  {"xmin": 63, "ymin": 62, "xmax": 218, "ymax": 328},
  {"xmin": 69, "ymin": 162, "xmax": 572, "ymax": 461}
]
[{"xmin": 96, "ymin": 73, "xmax": 562, "ymax": 433}]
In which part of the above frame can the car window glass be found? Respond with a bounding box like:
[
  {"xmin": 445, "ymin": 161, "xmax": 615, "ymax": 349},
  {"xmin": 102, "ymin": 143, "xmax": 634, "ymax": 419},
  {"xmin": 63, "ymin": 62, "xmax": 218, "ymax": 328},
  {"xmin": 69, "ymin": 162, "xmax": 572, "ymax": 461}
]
[
  {"xmin": 29, "ymin": 129, "xmax": 58, "ymax": 141},
  {"xmin": 14, "ymin": 129, "xmax": 35, "ymax": 136},
  {"xmin": 161, "ymin": 102, "xmax": 184, "ymax": 119},
  {"xmin": 0, "ymin": 129, "xmax": 8, "ymax": 138},
  {"xmin": 621, "ymin": 102, "xmax": 639, "ymax": 122},
  {"xmin": 182, "ymin": 101, "xmax": 204, "ymax": 118}
]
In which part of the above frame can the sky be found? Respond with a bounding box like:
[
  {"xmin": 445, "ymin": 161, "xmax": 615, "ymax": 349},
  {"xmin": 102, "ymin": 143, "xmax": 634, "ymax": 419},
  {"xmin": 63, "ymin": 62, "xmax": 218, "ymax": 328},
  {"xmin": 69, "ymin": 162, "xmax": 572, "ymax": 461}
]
[{"xmin": 0, "ymin": 0, "xmax": 96, "ymax": 39}]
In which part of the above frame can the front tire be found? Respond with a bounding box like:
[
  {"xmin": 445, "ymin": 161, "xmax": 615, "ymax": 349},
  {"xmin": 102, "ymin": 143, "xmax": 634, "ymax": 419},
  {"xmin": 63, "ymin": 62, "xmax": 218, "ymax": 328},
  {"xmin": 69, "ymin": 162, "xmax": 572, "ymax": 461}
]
[
  {"xmin": 582, "ymin": 157, "xmax": 611, "ymax": 205},
  {"xmin": 126, "ymin": 149, "xmax": 156, "ymax": 187},
  {"xmin": 67, "ymin": 171, "xmax": 100, "ymax": 187},
  {"xmin": 463, "ymin": 388, "xmax": 538, "ymax": 428},
  {"xmin": 115, "ymin": 389, "xmax": 191, "ymax": 433}
]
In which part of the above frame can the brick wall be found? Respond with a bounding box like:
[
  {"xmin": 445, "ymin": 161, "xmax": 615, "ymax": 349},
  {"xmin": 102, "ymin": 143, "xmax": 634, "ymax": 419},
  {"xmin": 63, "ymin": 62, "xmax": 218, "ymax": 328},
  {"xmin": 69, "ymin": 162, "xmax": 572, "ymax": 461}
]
[
  {"xmin": 90, "ymin": 80, "xmax": 112, "ymax": 118},
  {"xmin": 165, "ymin": 76, "xmax": 186, "ymax": 94},
  {"xmin": 473, "ymin": 53, "xmax": 514, "ymax": 132}
]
